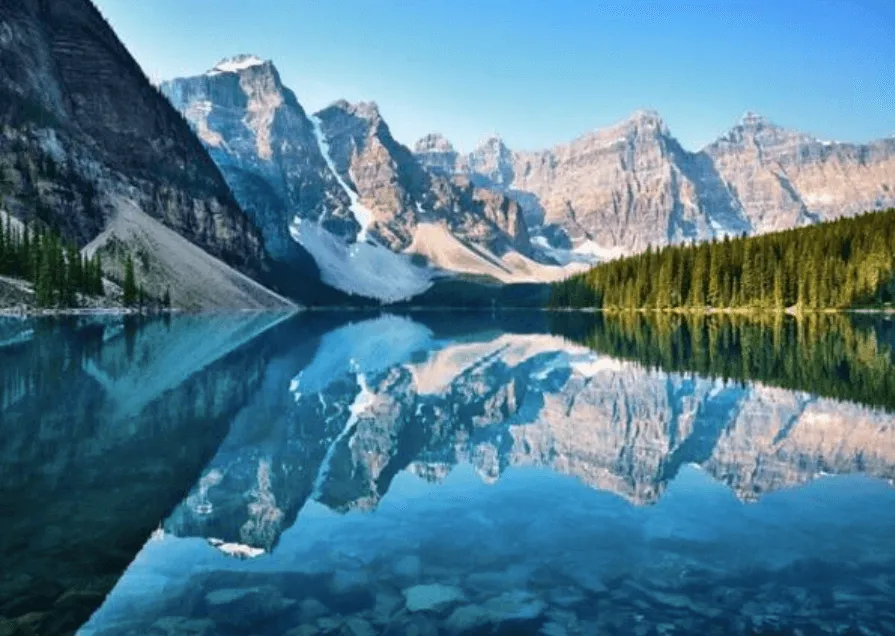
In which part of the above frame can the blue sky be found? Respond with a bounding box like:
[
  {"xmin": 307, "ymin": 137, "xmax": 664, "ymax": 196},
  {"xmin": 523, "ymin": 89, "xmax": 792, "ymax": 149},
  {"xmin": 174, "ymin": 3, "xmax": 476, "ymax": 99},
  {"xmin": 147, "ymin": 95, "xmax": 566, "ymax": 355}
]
[{"xmin": 93, "ymin": 0, "xmax": 895, "ymax": 152}]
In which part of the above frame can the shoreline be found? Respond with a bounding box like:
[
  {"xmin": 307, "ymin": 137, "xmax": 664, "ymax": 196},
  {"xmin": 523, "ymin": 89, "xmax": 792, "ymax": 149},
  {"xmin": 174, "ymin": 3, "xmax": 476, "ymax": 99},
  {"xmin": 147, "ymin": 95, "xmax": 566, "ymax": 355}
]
[{"xmin": 3, "ymin": 304, "xmax": 894, "ymax": 318}]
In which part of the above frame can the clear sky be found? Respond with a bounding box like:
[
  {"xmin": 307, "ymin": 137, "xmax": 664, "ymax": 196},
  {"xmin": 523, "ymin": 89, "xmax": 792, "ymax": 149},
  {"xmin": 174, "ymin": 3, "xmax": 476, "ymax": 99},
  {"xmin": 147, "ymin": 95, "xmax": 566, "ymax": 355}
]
[{"xmin": 92, "ymin": 0, "xmax": 895, "ymax": 152}]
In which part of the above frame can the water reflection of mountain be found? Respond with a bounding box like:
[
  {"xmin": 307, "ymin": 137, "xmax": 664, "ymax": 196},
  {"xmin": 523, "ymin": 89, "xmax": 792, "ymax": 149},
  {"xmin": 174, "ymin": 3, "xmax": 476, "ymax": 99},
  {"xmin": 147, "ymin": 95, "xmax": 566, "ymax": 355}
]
[
  {"xmin": 0, "ymin": 313, "xmax": 290, "ymax": 636},
  {"xmin": 166, "ymin": 313, "xmax": 895, "ymax": 558}
]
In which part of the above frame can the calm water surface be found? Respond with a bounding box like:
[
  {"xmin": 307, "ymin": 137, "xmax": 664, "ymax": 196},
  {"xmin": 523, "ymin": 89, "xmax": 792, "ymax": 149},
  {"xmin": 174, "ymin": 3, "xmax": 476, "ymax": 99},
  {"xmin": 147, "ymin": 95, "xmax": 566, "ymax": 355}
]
[{"xmin": 2, "ymin": 312, "xmax": 895, "ymax": 635}]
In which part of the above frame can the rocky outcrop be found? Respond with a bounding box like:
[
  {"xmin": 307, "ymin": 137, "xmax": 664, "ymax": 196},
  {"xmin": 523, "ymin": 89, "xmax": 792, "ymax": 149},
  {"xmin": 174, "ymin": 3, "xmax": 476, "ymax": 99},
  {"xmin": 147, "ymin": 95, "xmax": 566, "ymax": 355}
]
[
  {"xmin": 162, "ymin": 61, "xmax": 550, "ymax": 301},
  {"xmin": 0, "ymin": 0, "xmax": 273, "ymax": 304},
  {"xmin": 415, "ymin": 111, "xmax": 895, "ymax": 259},
  {"xmin": 161, "ymin": 56, "xmax": 358, "ymax": 258},
  {"xmin": 705, "ymin": 112, "xmax": 895, "ymax": 233}
]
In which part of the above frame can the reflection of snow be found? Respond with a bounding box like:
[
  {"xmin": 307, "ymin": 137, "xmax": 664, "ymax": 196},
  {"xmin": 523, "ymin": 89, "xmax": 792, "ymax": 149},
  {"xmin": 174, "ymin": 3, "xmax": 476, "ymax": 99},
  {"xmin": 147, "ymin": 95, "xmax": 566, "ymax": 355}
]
[
  {"xmin": 208, "ymin": 538, "xmax": 265, "ymax": 559},
  {"xmin": 311, "ymin": 373, "xmax": 376, "ymax": 497},
  {"xmin": 290, "ymin": 314, "xmax": 434, "ymax": 396}
]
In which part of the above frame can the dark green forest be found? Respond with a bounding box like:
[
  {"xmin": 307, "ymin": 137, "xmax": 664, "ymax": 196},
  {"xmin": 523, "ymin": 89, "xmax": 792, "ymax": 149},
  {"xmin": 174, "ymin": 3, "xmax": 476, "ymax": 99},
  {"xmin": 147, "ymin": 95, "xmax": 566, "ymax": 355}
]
[
  {"xmin": 549, "ymin": 209, "xmax": 895, "ymax": 311},
  {"xmin": 0, "ymin": 215, "xmax": 104, "ymax": 307},
  {"xmin": 550, "ymin": 311, "xmax": 895, "ymax": 412}
]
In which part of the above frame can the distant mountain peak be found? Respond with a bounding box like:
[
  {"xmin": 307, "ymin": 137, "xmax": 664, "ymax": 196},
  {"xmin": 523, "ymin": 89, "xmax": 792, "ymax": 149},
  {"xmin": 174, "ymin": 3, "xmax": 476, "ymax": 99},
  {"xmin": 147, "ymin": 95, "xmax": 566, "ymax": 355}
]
[
  {"xmin": 739, "ymin": 111, "xmax": 772, "ymax": 128},
  {"xmin": 414, "ymin": 133, "xmax": 455, "ymax": 154},
  {"xmin": 477, "ymin": 133, "xmax": 506, "ymax": 147},
  {"xmin": 208, "ymin": 54, "xmax": 268, "ymax": 76},
  {"xmin": 328, "ymin": 99, "xmax": 382, "ymax": 122},
  {"xmin": 627, "ymin": 108, "xmax": 663, "ymax": 123},
  {"xmin": 598, "ymin": 109, "xmax": 668, "ymax": 139}
]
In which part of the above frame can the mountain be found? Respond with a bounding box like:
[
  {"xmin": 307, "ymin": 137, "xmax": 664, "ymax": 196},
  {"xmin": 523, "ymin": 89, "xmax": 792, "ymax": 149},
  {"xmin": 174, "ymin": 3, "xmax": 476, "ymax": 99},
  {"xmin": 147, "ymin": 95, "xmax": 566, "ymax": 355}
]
[
  {"xmin": 162, "ymin": 59, "xmax": 575, "ymax": 303},
  {"xmin": 415, "ymin": 111, "xmax": 895, "ymax": 259},
  {"xmin": 0, "ymin": 1, "xmax": 291, "ymax": 309}
]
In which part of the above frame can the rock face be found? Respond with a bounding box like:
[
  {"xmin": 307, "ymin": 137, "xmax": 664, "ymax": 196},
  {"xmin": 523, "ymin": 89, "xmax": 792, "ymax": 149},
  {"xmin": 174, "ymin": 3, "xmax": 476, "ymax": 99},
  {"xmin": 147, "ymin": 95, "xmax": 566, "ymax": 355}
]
[
  {"xmin": 415, "ymin": 111, "xmax": 895, "ymax": 258},
  {"xmin": 162, "ymin": 59, "xmax": 568, "ymax": 302},
  {"xmin": 161, "ymin": 55, "xmax": 357, "ymax": 259},
  {"xmin": 0, "ymin": 0, "xmax": 285, "ymax": 307}
]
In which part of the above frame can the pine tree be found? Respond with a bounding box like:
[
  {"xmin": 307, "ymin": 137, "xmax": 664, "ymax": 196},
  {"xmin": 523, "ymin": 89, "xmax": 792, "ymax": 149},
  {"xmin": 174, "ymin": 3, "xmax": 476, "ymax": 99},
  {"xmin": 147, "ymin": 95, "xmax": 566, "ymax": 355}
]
[
  {"xmin": 93, "ymin": 253, "xmax": 104, "ymax": 296},
  {"xmin": 162, "ymin": 286, "xmax": 171, "ymax": 309},
  {"xmin": 123, "ymin": 255, "xmax": 137, "ymax": 306},
  {"xmin": 548, "ymin": 208, "xmax": 895, "ymax": 312}
]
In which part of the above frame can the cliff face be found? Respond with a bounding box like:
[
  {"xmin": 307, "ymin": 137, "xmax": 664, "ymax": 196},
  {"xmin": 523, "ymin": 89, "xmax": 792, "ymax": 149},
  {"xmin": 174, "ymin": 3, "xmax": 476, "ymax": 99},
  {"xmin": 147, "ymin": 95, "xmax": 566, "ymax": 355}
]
[
  {"xmin": 0, "ymin": 0, "xmax": 285, "ymax": 307},
  {"xmin": 162, "ymin": 62, "xmax": 560, "ymax": 302},
  {"xmin": 416, "ymin": 112, "xmax": 895, "ymax": 260}
]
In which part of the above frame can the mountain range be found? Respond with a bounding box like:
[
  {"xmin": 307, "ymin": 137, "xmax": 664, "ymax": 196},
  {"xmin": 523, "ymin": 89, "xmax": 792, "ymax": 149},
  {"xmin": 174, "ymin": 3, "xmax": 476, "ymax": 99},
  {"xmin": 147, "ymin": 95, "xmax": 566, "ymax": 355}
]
[
  {"xmin": 162, "ymin": 55, "xmax": 895, "ymax": 302},
  {"xmin": 1, "ymin": 0, "xmax": 893, "ymax": 307}
]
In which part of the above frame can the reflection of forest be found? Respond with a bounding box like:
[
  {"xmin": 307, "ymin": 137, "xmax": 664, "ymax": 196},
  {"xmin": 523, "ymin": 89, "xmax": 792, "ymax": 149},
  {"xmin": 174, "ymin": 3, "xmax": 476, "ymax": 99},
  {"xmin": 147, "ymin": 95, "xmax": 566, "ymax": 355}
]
[{"xmin": 550, "ymin": 312, "xmax": 895, "ymax": 412}]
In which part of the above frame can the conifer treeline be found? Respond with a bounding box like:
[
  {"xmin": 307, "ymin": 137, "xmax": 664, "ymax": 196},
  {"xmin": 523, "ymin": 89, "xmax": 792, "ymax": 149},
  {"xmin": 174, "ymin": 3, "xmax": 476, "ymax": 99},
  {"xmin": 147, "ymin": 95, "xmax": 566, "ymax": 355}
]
[
  {"xmin": 0, "ymin": 215, "xmax": 103, "ymax": 307},
  {"xmin": 550, "ymin": 209, "xmax": 895, "ymax": 310}
]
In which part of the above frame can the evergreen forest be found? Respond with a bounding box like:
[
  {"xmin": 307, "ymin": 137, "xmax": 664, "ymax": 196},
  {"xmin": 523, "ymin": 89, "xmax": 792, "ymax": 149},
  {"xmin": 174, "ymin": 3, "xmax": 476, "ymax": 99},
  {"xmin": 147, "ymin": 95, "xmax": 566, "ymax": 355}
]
[{"xmin": 549, "ymin": 209, "xmax": 895, "ymax": 311}]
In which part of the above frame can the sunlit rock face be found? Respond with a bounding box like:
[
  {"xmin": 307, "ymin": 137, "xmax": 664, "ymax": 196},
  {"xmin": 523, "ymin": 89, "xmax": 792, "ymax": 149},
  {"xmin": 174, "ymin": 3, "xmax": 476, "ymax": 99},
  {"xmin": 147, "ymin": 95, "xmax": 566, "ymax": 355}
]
[
  {"xmin": 161, "ymin": 57, "xmax": 358, "ymax": 257},
  {"xmin": 415, "ymin": 112, "xmax": 895, "ymax": 259},
  {"xmin": 704, "ymin": 113, "xmax": 895, "ymax": 233},
  {"xmin": 163, "ymin": 64, "xmax": 542, "ymax": 302}
]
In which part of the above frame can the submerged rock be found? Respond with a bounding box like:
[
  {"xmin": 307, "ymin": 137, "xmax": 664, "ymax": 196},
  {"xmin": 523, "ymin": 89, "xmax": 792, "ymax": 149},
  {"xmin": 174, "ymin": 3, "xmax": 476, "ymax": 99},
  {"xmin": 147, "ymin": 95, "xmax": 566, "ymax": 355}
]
[
  {"xmin": 392, "ymin": 555, "xmax": 423, "ymax": 583},
  {"xmin": 482, "ymin": 590, "xmax": 548, "ymax": 622},
  {"xmin": 147, "ymin": 616, "xmax": 216, "ymax": 636},
  {"xmin": 371, "ymin": 589, "xmax": 404, "ymax": 625},
  {"xmin": 204, "ymin": 585, "xmax": 294, "ymax": 628},
  {"xmin": 402, "ymin": 583, "xmax": 467, "ymax": 613},
  {"xmin": 445, "ymin": 590, "xmax": 549, "ymax": 634},
  {"xmin": 297, "ymin": 597, "xmax": 329, "ymax": 622}
]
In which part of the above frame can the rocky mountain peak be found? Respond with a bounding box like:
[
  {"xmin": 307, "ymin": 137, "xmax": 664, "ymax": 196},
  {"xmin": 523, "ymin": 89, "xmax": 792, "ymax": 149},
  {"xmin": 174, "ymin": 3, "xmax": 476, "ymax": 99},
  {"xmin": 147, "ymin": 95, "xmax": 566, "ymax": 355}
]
[
  {"xmin": 474, "ymin": 134, "xmax": 509, "ymax": 154},
  {"xmin": 330, "ymin": 100, "xmax": 382, "ymax": 123},
  {"xmin": 740, "ymin": 110, "xmax": 770, "ymax": 128},
  {"xmin": 414, "ymin": 133, "xmax": 456, "ymax": 154},
  {"xmin": 468, "ymin": 134, "xmax": 514, "ymax": 188},
  {"xmin": 713, "ymin": 112, "xmax": 813, "ymax": 150},
  {"xmin": 615, "ymin": 109, "xmax": 669, "ymax": 138}
]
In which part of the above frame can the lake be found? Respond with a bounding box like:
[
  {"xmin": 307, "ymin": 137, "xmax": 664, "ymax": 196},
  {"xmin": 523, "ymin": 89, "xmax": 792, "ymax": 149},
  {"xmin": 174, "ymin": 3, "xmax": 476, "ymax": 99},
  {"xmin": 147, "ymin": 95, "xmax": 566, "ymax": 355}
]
[{"xmin": 2, "ymin": 311, "xmax": 895, "ymax": 635}]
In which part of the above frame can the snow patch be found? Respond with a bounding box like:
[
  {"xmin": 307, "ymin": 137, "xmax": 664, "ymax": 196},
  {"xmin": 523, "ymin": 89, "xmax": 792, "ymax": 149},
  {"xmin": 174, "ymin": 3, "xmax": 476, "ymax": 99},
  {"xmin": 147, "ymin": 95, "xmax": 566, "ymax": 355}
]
[
  {"xmin": 572, "ymin": 240, "xmax": 627, "ymax": 261},
  {"xmin": 291, "ymin": 314, "xmax": 434, "ymax": 397},
  {"xmin": 289, "ymin": 218, "xmax": 433, "ymax": 302},
  {"xmin": 208, "ymin": 55, "xmax": 265, "ymax": 75},
  {"xmin": 309, "ymin": 115, "xmax": 374, "ymax": 242},
  {"xmin": 802, "ymin": 192, "xmax": 836, "ymax": 205}
]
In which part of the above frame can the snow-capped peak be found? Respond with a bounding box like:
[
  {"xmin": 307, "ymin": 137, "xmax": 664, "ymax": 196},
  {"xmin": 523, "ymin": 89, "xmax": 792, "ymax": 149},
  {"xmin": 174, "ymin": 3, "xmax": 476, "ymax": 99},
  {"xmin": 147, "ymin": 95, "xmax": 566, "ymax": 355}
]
[{"xmin": 208, "ymin": 54, "xmax": 266, "ymax": 75}]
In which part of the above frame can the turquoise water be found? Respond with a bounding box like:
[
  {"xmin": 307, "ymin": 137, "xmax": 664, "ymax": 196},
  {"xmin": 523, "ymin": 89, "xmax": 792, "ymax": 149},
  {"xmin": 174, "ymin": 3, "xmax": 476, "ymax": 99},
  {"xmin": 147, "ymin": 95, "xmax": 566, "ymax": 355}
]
[{"xmin": 2, "ymin": 312, "xmax": 895, "ymax": 635}]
